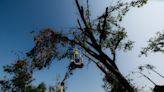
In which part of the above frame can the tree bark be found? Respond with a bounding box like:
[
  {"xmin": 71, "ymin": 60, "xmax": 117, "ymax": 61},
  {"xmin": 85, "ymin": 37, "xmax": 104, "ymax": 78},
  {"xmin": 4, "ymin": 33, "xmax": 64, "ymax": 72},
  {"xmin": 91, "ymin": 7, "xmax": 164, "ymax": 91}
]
[
  {"xmin": 100, "ymin": 58, "xmax": 135, "ymax": 92},
  {"xmin": 75, "ymin": 0, "xmax": 135, "ymax": 91}
]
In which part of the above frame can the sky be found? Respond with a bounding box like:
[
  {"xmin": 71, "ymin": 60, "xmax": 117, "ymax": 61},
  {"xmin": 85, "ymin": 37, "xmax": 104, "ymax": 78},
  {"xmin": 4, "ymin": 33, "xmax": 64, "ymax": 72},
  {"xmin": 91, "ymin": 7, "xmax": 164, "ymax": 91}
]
[{"xmin": 0, "ymin": 0, "xmax": 164, "ymax": 92}]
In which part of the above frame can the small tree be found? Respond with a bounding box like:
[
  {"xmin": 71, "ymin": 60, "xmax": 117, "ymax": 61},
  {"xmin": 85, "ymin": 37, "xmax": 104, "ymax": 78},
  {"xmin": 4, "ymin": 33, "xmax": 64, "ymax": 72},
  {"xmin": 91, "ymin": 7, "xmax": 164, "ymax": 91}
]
[
  {"xmin": 37, "ymin": 82, "xmax": 46, "ymax": 92},
  {"xmin": 0, "ymin": 59, "xmax": 33, "ymax": 92}
]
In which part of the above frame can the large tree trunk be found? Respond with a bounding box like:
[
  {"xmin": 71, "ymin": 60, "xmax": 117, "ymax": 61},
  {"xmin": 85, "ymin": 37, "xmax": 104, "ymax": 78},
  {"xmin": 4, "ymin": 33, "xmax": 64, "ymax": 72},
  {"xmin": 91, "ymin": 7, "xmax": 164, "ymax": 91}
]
[
  {"xmin": 108, "ymin": 66, "xmax": 135, "ymax": 92},
  {"xmin": 99, "ymin": 54, "xmax": 135, "ymax": 92},
  {"xmin": 74, "ymin": 0, "xmax": 135, "ymax": 91},
  {"xmin": 103, "ymin": 65, "xmax": 135, "ymax": 92}
]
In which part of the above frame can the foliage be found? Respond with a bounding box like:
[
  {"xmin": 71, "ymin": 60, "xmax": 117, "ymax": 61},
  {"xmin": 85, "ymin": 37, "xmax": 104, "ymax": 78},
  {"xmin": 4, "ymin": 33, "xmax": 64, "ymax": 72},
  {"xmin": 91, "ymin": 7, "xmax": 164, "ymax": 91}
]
[
  {"xmin": 138, "ymin": 64, "xmax": 164, "ymax": 79},
  {"xmin": 102, "ymin": 72, "xmax": 140, "ymax": 92},
  {"xmin": 0, "ymin": 59, "xmax": 33, "ymax": 92},
  {"xmin": 37, "ymin": 82, "xmax": 46, "ymax": 92},
  {"xmin": 0, "ymin": 58, "xmax": 64, "ymax": 92},
  {"xmin": 25, "ymin": 0, "xmax": 148, "ymax": 92},
  {"xmin": 130, "ymin": 64, "xmax": 164, "ymax": 90},
  {"xmin": 140, "ymin": 31, "xmax": 164, "ymax": 56},
  {"xmin": 102, "ymin": 72, "xmax": 126, "ymax": 92},
  {"xmin": 0, "ymin": 0, "xmax": 148, "ymax": 92}
]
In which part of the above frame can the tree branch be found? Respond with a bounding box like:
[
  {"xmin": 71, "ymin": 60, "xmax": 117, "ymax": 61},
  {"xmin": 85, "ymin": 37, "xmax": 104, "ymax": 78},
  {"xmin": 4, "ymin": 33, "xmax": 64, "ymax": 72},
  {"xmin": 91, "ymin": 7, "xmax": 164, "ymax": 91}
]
[
  {"xmin": 75, "ymin": 0, "xmax": 100, "ymax": 51},
  {"xmin": 82, "ymin": 53, "xmax": 108, "ymax": 75},
  {"xmin": 100, "ymin": 7, "xmax": 108, "ymax": 44}
]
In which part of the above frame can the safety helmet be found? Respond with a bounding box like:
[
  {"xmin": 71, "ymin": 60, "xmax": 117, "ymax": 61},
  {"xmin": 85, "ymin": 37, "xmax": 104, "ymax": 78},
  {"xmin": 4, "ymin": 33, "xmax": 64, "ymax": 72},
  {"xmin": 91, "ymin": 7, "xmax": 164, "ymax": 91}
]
[{"xmin": 74, "ymin": 49, "xmax": 78, "ymax": 55}]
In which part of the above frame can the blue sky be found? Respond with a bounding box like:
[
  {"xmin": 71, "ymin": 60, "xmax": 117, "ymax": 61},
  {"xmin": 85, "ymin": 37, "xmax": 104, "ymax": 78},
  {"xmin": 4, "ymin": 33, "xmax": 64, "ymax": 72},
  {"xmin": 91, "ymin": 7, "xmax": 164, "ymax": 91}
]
[
  {"xmin": 0, "ymin": 0, "xmax": 164, "ymax": 92},
  {"xmin": 120, "ymin": 0, "xmax": 164, "ymax": 91},
  {"xmin": 0, "ymin": 0, "xmax": 104, "ymax": 92}
]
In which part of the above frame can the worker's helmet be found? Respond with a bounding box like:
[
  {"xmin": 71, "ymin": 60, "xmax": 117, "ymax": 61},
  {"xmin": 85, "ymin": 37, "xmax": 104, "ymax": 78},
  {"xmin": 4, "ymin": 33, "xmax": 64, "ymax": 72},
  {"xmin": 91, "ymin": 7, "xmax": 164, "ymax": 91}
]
[{"xmin": 74, "ymin": 49, "xmax": 78, "ymax": 55}]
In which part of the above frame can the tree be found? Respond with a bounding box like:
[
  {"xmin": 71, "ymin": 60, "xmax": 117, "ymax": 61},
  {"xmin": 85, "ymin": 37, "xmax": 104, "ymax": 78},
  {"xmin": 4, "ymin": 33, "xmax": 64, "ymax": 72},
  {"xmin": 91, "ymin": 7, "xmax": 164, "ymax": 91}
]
[
  {"xmin": 140, "ymin": 30, "xmax": 164, "ymax": 92},
  {"xmin": 130, "ymin": 64, "xmax": 164, "ymax": 92},
  {"xmin": 139, "ymin": 64, "xmax": 164, "ymax": 79},
  {"xmin": 102, "ymin": 71, "xmax": 129, "ymax": 92},
  {"xmin": 141, "ymin": 31, "xmax": 164, "ymax": 56},
  {"xmin": 26, "ymin": 0, "xmax": 148, "ymax": 92},
  {"xmin": 0, "ymin": 58, "xmax": 65, "ymax": 92},
  {"xmin": 37, "ymin": 82, "xmax": 46, "ymax": 92},
  {"xmin": 0, "ymin": 59, "xmax": 33, "ymax": 92}
]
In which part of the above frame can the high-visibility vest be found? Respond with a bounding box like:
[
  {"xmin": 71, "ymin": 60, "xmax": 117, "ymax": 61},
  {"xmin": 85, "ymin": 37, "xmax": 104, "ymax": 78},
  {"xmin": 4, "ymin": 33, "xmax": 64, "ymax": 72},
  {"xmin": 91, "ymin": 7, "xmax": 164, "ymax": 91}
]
[
  {"xmin": 59, "ymin": 86, "xmax": 64, "ymax": 92},
  {"xmin": 74, "ymin": 50, "xmax": 78, "ymax": 55}
]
